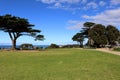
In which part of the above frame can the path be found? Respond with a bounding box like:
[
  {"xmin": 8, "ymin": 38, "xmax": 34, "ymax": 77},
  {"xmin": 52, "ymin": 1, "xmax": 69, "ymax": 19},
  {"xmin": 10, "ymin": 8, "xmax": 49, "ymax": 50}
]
[{"xmin": 96, "ymin": 48, "xmax": 120, "ymax": 56}]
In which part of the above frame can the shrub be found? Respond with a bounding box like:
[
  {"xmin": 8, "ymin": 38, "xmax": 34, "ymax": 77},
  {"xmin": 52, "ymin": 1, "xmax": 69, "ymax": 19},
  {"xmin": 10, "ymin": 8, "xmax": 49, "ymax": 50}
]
[
  {"xmin": 34, "ymin": 46, "xmax": 43, "ymax": 51},
  {"xmin": 61, "ymin": 44, "xmax": 80, "ymax": 48},
  {"xmin": 47, "ymin": 44, "xmax": 59, "ymax": 49},
  {"xmin": 114, "ymin": 48, "xmax": 120, "ymax": 51},
  {"xmin": 20, "ymin": 43, "xmax": 34, "ymax": 50}
]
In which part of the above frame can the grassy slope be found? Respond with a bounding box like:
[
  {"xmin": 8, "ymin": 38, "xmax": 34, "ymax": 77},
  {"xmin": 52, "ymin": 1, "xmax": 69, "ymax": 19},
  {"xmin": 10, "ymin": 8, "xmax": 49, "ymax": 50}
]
[{"xmin": 0, "ymin": 49, "xmax": 120, "ymax": 80}]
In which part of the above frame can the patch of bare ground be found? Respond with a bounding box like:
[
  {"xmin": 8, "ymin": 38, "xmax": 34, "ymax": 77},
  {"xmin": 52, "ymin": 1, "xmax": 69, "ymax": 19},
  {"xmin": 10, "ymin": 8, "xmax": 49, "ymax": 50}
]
[{"xmin": 96, "ymin": 48, "xmax": 120, "ymax": 56}]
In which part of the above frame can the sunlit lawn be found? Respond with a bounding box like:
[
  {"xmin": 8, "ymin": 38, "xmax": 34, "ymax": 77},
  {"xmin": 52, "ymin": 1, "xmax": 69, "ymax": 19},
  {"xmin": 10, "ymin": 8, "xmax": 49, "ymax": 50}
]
[{"xmin": 0, "ymin": 48, "xmax": 120, "ymax": 80}]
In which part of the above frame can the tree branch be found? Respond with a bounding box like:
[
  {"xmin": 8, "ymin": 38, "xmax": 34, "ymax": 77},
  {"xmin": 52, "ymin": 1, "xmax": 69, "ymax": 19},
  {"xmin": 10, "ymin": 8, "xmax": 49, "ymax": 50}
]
[{"xmin": 8, "ymin": 32, "xmax": 13, "ymax": 41}]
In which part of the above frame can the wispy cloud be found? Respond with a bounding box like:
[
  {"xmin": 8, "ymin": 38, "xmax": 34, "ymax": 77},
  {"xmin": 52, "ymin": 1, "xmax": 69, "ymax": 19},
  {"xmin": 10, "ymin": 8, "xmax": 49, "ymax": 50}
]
[
  {"xmin": 99, "ymin": 1, "xmax": 106, "ymax": 7},
  {"xmin": 40, "ymin": 0, "xmax": 80, "ymax": 4},
  {"xmin": 84, "ymin": 2, "xmax": 98, "ymax": 10},
  {"xmin": 110, "ymin": 0, "xmax": 120, "ymax": 5},
  {"xmin": 82, "ymin": 8, "xmax": 120, "ymax": 26},
  {"xmin": 67, "ymin": 20, "xmax": 84, "ymax": 30},
  {"xmin": 37, "ymin": 0, "xmax": 120, "ymax": 28},
  {"xmin": 81, "ymin": 0, "xmax": 87, "ymax": 4},
  {"xmin": 38, "ymin": 0, "xmax": 111, "ymax": 11},
  {"xmin": 54, "ymin": 2, "xmax": 62, "ymax": 7},
  {"xmin": 37, "ymin": 0, "xmax": 120, "ymax": 11},
  {"xmin": 39, "ymin": 0, "xmax": 56, "ymax": 4}
]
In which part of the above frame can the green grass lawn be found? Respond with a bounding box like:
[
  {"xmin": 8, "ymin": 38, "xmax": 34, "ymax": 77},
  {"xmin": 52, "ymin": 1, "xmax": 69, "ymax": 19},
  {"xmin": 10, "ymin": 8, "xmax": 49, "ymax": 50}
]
[{"xmin": 0, "ymin": 48, "xmax": 120, "ymax": 80}]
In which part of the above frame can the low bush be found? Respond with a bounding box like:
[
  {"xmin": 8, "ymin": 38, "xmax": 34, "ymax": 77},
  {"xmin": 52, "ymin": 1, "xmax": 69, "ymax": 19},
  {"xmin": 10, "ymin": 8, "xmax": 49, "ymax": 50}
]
[
  {"xmin": 61, "ymin": 44, "xmax": 80, "ymax": 48},
  {"xmin": 47, "ymin": 44, "xmax": 59, "ymax": 49},
  {"xmin": 20, "ymin": 43, "xmax": 34, "ymax": 50},
  {"xmin": 34, "ymin": 46, "xmax": 44, "ymax": 51},
  {"xmin": 114, "ymin": 48, "xmax": 120, "ymax": 51}
]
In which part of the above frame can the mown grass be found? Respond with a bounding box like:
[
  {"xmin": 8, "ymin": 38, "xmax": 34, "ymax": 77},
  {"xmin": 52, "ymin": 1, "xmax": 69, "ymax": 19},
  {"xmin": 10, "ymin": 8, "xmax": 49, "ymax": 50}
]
[{"xmin": 0, "ymin": 48, "xmax": 120, "ymax": 80}]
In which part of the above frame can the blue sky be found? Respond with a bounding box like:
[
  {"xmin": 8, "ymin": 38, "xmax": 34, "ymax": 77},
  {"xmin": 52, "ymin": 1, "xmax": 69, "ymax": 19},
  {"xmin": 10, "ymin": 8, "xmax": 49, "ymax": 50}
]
[{"xmin": 0, "ymin": 0, "xmax": 120, "ymax": 45}]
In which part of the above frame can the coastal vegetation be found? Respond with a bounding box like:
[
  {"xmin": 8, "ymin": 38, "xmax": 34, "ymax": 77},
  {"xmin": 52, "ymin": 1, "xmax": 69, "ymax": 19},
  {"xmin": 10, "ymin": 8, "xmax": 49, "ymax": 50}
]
[
  {"xmin": 0, "ymin": 1, "xmax": 120, "ymax": 80},
  {"xmin": 0, "ymin": 14, "xmax": 120, "ymax": 50},
  {"xmin": 0, "ymin": 14, "xmax": 44, "ymax": 50},
  {"xmin": 72, "ymin": 22, "xmax": 120, "ymax": 48},
  {"xmin": 19, "ymin": 43, "xmax": 34, "ymax": 50}
]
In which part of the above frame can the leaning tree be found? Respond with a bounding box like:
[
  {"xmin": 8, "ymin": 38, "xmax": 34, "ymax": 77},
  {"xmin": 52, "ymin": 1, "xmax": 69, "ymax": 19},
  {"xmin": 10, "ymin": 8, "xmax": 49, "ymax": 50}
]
[
  {"xmin": 72, "ymin": 33, "xmax": 84, "ymax": 47},
  {"xmin": 82, "ymin": 22, "xmax": 95, "ymax": 46},
  {"xmin": 0, "ymin": 14, "xmax": 44, "ymax": 49}
]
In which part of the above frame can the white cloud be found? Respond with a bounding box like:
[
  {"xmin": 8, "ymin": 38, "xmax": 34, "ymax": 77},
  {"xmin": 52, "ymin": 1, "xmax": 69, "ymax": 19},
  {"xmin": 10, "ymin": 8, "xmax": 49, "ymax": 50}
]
[
  {"xmin": 99, "ymin": 1, "xmax": 106, "ymax": 6},
  {"xmin": 82, "ymin": 15, "xmax": 91, "ymax": 19},
  {"xmin": 38, "ymin": 0, "xmax": 120, "ymax": 12},
  {"xmin": 40, "ymin": 0, "xmax": 56, "ymax": 4},
  {"xmin": 39, "ymin": 0, "xmax": 81, "ymax": 10},
  {"xmin": 81, "ymin": 0, "xmax": 87, "ymax": 4},
  {"xmin": 67, "ymin": 20, "xmax": 84, "ymax": 30},
  {"xmin": 40, "ymin": 0, "xmax": 80, "ymax": 4},
  {"xmin": 82, "ymin": 8, "xmax": 120, "ymax": 26},
  {"xmin": 84, "ymin": 2, "xmax": 98, "ymax": 9},
  {"xmin": 60, "ymin": 0, "xmax": 80, "ymax": 4},
  {"xmin": 54, "ymin": 2, "xmax": 62, "ymax": 7},
  {"xmin": 68, "ymin": 20, "xmax": 80, "ymax": 24},
  {"xmin": 111, "ymin": 0, "xmax": 120, "ymax": 5}
]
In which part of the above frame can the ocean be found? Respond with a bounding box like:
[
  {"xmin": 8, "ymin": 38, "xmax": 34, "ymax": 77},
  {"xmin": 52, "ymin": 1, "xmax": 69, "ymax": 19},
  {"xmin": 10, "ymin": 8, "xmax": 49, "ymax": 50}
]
[{"xmin": 0, "ymin": 45, "xmax": 49, "ymax": 49}]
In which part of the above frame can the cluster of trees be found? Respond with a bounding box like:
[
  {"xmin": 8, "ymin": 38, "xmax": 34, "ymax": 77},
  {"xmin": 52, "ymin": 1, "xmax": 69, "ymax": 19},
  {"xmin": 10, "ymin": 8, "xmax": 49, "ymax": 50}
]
[
  {"xmin": 0, "ymin": 14, "xmax": 44, "ymax": 50},
  {"xmin": 0, "ymin": 14, "xmax": 120, "ymax": 50},
  {"xmin": 72, "ymin": 22, "xmax": 120, "ymax": 48}
]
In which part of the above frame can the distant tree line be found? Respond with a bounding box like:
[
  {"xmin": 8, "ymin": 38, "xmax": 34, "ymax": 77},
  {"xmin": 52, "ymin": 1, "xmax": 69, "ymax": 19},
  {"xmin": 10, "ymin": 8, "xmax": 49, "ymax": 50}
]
[
  {"xmin": 72, "ymin": 22, "xmax": 120, "ymax": 48},
  {"xmin": 0, "ymin": 14, "xmax": 44, "ymax": 50}
]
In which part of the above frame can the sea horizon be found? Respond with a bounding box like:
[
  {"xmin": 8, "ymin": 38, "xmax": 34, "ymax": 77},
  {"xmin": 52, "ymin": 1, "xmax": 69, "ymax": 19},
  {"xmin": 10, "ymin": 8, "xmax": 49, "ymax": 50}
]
[{"xmin": 0, "ymin": 45, "xmax": 50, "ymax": 49}]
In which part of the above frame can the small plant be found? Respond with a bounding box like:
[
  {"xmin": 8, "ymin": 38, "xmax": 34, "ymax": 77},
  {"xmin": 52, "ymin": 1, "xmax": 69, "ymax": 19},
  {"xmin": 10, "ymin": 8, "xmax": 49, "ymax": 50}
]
[{"xmin": 114, "ymin": 48, "xmax": 120, "ymax": 51}]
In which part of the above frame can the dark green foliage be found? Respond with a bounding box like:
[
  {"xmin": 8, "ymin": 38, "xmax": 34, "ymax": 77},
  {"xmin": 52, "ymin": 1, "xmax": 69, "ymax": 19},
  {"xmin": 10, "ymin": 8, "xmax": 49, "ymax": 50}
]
[
  {"xmin": 83, "ymin": 22, "xmax": 95, "ymax": 28},
  {"xmin": 34, "ymin": 35, "xmax": 45, "ymax": 41},
  {"xmin": 106, "ymin": 25, "xmax": 119, "ymax": 45},
  {"xmin": 0, "ymin": 14, "xmax": 34, "ymax": 32},
  {"xmin": 89, "ymin": 24, "xmax": 107, "ymax": 47},
  {"xmin": 114, "ymin": 48, "xmax": 120, "ymax": 51},
  {"xmin": 82, "ymin": 22, "xmax": 95, "ymax": 37},
  {"xmin": 117, "ymin": 36, "xmax": 120, "ymax": 43},
  {"xmin": 61, "ymin": 44, "xmax": 80, "ymax": 48},
  {"xmin": 34, "ymin": 46, "xmax": 43, "ymax": 50},
  {"xmin": 47, "ymin": 44, "xmax": 59, "ymax": 49},
  {"xmin": 82, "ymin": 22, "xmax": 95, "ymax": 46},
  {"xmin": 72, "ymin": 33, "xmax": 84, "ymax": 47},
  {"xmin": 73, "ymin": 22, "xmax": 120, "ymax": 48},
  {"xmin": 0, "ymin": 14, "xmax": 44, "ymax": 49},
  {"xmin": 20, "ymin": 43, "xmax": 34, "ymax": 50}
]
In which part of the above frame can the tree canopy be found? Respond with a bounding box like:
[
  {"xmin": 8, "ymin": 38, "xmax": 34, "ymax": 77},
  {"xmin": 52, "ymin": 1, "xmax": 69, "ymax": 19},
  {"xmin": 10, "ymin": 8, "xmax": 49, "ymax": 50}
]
[
  {"xmin": 72, "ymin": 33, "xmax": 84, "ymax": 47},
  {"xmin": 82, "ymin": 22, "xmax": 95, "ymax": 46},
  {"xmin": 72, "ymin": 22, "xmax": 120, "ymax": 48},
  {"xmin": 106, "ymin": 25, "xmax": 119, "ymax": 45},
  {"xmin": 0, "ymin": 14, "xmax": 44, "ymax": 49},
  {"xmin": 89, "ymin": 24, "xmax": 107, "ymax": 47}
]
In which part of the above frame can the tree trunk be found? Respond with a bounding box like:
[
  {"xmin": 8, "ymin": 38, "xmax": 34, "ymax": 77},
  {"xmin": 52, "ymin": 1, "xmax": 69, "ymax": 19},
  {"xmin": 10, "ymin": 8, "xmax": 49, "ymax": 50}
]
[
  {"xmin": 80, "ymin": 42, "xmax": 83, "ymax": 48},
  {"xmin": 88, "ymin": 37, "xmax": 91, "ymax": 46},
  {"xmin": 8, "ymin": 32, "xmax": 18, "ymax": 50},
  {"xmin": 12, "ymin": 39, "xmax": 16, "ymax": 50}
]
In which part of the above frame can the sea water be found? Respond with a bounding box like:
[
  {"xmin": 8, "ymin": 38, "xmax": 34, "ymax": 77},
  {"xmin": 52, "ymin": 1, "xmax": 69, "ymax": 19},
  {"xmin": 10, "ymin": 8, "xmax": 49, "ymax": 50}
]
[{"xmin": 0, "ymin": 45, "xmax": 49, "ymax": 49}]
